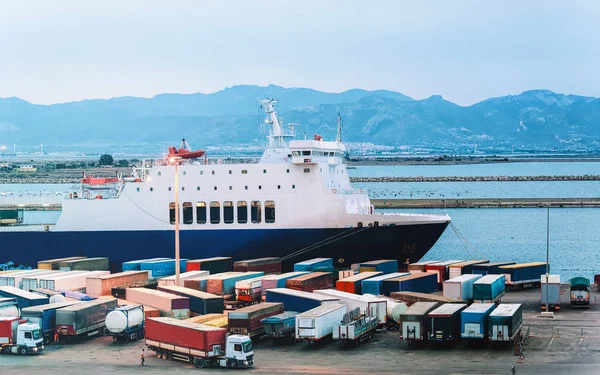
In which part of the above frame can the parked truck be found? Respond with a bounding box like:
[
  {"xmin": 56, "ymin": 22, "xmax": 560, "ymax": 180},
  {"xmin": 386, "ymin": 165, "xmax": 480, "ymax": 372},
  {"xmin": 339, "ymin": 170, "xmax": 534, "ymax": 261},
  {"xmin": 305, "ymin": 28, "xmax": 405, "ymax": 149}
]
[
  {"xmin": 570, "ymin": 277, "xmax": 590, "ymax": 308},
  {"xmin": 145, "ymin": 317, "xmax": 254, "ymax": 369},
  {"xmin": 105, "ymin": 304, "xmax": 145, "ymax": 342},
  {"xmin": 227, "ymin": 302, "xmax": 283, "ymax": 338},
  {"xmin": 333, "ymin": 307, "xmax": 378, "ymax": 346},
  {"xmin": 460, "ymin": 303, "xmax": 496, "ymax": 339},
  {"xmin": 427, "ymin": 303, "xmax": 468, "ymax": 342},
  {"xmin": 541, "ymin": 274, "xmax": 561, "ymax": 311},
  {"xmin": 295, "ymin": 304, "xmax": 346, "ymax": 344},
  {"xmin": 234, "ymin": 276, "xmax": 267, "ymax": 305},
  {"xmin": 261, "ymin": 311, "xmax": 299, "ymax": 341},
  {"xmin": 0, "ymin": 317, "xmax": 44, "ymax": 355},
  {"xmin": 488, "ymin": 304, "xmax": 523, "ymax": 342},
  {"xmin": 55, "ymin": 298, "xmax": 118, "ymax": 338},
  {"xmin": 400, "ymin": 302, "xmax": 440, "ymax": 342},
  {"xmin": 20, "ymin": 301, "xmax": 80, "ymax": 344}
]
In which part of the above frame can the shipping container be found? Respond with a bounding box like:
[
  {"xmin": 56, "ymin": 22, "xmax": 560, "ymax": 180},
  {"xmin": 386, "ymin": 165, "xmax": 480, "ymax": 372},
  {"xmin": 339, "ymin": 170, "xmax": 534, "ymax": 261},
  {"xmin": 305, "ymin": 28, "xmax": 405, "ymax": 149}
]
[
  {"xmin": 265, "ymin": 288, "xmax": 339, "ymax": 313},
  {"xmin": 473, "ymin": 275, "xmax": 506, "ymax": 302},
  {"xmin": 38, "ymin": 257, "xmax": 86, "ymax": 270},
  {"xmin": 498, "ymin": 262, "xmax": 547, "ymax": 286},
  {"xmin": 21, "ymin": 301, "xmax": 81, "ymax": 343},
  {"xmin": 359, "ymin": 260, "xmax": 398, "ymax": 275},
  {"xmin": 55, "ymin": 298, "xmax": 118, "ymax": 336},
  {"xmin": 227, "ymin": 302, "xmax": 283, "ymax": 337},
  {"xmin": 360, "ymin": 272, "xmax": 410, "ymax": 296},
  {"xmin": 471, "ymin": 262, "xmax": 516, "ymax": 276},
  {"xmin": 86, "ymin": 271, "xmax": 150, "ymax": 297},
  {"xmin": 0, "ymin": 286, "xmax": 48, "ymax": 309},
  {"xmin": 184, "ymin": 272, "xmax": 233, "ymax": 292},
  {"xmin": 488, "ymin": 304, "xmax": 523, "ymax": 341},
  {"xmin": 293, "ymin": 258, "xmax": 333, "ymax": 272},
  {"xmin": 443, "ymin": 274, "xmax": 483, "ymax": 300},
  {"xmin": 158, "ymin": 270, "xmax": 210, "ymax": 287},
  {"xmin": 540, "ymin": 274, "xmax": 561, "ymax": 310},
  {"xmin": 336, "ymin": 272, "xmax": 382, "ymax": 294},
  {"xmin": 125, "ymin": 288, "xmax": 190, "ymax": 319},
  {"xmin": 0, "ymin": 270, "xmax": 60, "ymax": 288},
  {"xmin": 140, "ymin": 259, "xmax": 188, "ymax": 278},
  {"xmin": 58, "ymin": 257, "xmax": 110, "ymax": 272},
  {"xmin": 22, "ymin": 273, "xmax": 65, "ymax": 292},
  {"xmin": 185, "ymin": 314, "xmax": 225, "ymax": 324},
  {"xmin": 157, "ymin": 285, "xmax": 223, "ymax": 315},
  {"xmin": 295, "ymin": 304, "xmax": 346, "ymax": 342},
  {"xmin": 407, "ymin": 261, "xmax": 439, "ymax": 272},
  {"xmin": 30, "ymin": 288, "xmax": 62, "ymax": 298},
  {"xmin": 41, "ymin": 271, "xmax": 110, "ymax": 291},
  {"xmin": 401, "ymin": 302, "xmax": 440, "ymax": 341},
  {"xmin": 260, "ymin": 272, "xmax": 310, "ymax": 296},
  {"xmin": 262, "ymin": 311, "xmax": 298, "ymax": 339},
  {"xmin": 145, "ymin": 317, "xmax": 227, "ymax": 356},
  {"xmin": 206, "ymin": 272, "xmax": 264, "ymax": 296},
  {"xmin": 425, "ymin": 260, "xmax": 465, "ymax": 283},
  {"xmin": 314, "ymin": 289, "xmax": 388, "ymax": 324},
  {"xmin": 448, "ymin": 260, "xmax": 489, "ymax": 279},
  {"xmin": 427, "ymin": 303, "xmax": 467, "ymax": 341},
  {"xmin": 234, "ymin": 257, "xmax": 281, "ymax": 274},
  {"xmin": 122, "ymin": 258, "xmax": 170, "ymax": 271},
  {"xmin": 111, "ymin": 279, "xmax": 158, "ymax": 299},
  {"xmin": 185, "ymin": 257, "xmax": 232, "ymax": 274},
  {"xmin": 461, "ymin": 303, "xmax": 496, "ymax": 339},
  {"xmin": 570, "ymin": 277, "xmax": 590, "ymax": 308},
  {"xmin": 389, "ymin": 291, "xmax": 466, "ymax": 306},
  {"xmin": 286, "ymin": 272, "xmax": 333, "ymax": 292},
  {"xmin": 381, "ymin": 273, "xmax": 438, "ymax": 296}
]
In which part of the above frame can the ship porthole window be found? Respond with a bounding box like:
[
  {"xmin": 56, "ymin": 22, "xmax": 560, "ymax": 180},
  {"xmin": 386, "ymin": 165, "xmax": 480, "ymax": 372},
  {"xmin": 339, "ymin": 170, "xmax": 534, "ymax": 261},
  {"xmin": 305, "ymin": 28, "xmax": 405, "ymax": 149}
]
[
  {"xmin": 182, "ymin": 187, "xmax": 185, "ymax": 191},
  {"xmin": 292, "ymin": 184, "xmax": 295, "ymax": 189},
  {"xmin": 197, "ymin": 186, "xmax": 200, "ymax": 191},
  {"xmin": 229, "ymin": 186, "xmax": 232, "ymax": 190},
  {"xmin": 158, "ymin": 172, "xmax": 161, "ymax": 176},
  {"xmin": 150, "ymin": 187, "xmax": 153, "ymax": 192},
  {"xmin": 277, "ymin": 185, "xmax": 281, "ymax": 189},
  {"xmin": 212, "ymin": 170, "xmax": 215, "ymax": 175},
  {"xmin": 286, "ymin": 169, "xmax": 290, "ymax": 173},
  {"xmin": 245, "ymin": 186, "xmax": 248, "ymax": 190},
  {"xmin": 214, "ymin": 186, "xmax": 217, "ymax": 191},
  {"xmin": 263, "ymin": 169, "xmax": 267, "ymax": 174},
  {"xmin": 229, "ymin": 170, "xmax": 232, "ymax": 174},
  {"xmin": 200, "ymin": 171, "xmax": 203, "ymax": 175},
  {"xmin": 136, "ymin": 188, "xmax": 140, "ymax": 192},
  {"xmin": 183, "ymin": 171, "xmax": 187, "ymax": 176},
  {"xmin": 168, "ymin": 187, "xmax": 172, "ymax": 191},
  {"xmin": 258, "ymin": 185, "xmax": 262, "ymax": 190},
  {"xmin": 303, "ymin": 168, "xmax": 310, "ymax": 173},
  {"xmin": 242, "ymin": 170, "xmax": 248, "ymax": 174}
]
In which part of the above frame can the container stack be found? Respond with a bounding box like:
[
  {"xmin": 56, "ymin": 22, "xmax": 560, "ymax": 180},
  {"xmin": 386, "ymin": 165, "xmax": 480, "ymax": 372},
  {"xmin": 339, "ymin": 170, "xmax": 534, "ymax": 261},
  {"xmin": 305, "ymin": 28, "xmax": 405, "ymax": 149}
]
[
  {"xmin": 233, "ymin": 257, "xmax": 281, "ymax": 274},
  {"xmin": 58, "ymin": 258, "xmax": 110, "ymax": 272},
  {"xmin": 38, "ymin": 257, "xmax": 86, "ymax": 270},
  {"xmin": 360, "ymin": 272, "xmax": 410, "ymax": 296},
  {"xmin": 265, "ymin": 288, "xmax": 339, "ymax": 313},
  {"xmin": 125, "ymin": 288, "xmax": 190, "ymax": 319},
  {"xmin": 407, "ymin": 261, "xmax": 439, "ymax": 272},
  {"xmin": 359, "ymin": 259, "xmax": 398, "ymax": 274},
  {"xmin": 185, "ymin": 257, "xmax": 232, "ymax": 274},
  {"xmin": 86, "ymin": 271, "xmax": 150, "ymax": 297},
  {"xmin": 381, "ymin": 273, "xmax": 438, "ymax": 296},
  {"xmin": 286, "ymin": 272, "xmax": 333, "ymax": 292},
  {"xmin": 157, "ymin": 285, "xmax": 224, "ymax": 315},
  {"xmin": 122, "ymin": 258, "xmax": 170, "ymax": 271},
  {"xmin": 336, "ymin": 272, "xmax": 382, "ymax": 294}
]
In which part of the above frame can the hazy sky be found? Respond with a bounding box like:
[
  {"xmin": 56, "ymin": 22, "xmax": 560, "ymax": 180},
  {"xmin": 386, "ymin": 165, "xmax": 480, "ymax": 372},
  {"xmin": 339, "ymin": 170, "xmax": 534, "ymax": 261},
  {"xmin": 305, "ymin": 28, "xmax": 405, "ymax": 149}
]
[{"xmin": 0, "ymin": 1, "xmax": 598, "ymax": 106}]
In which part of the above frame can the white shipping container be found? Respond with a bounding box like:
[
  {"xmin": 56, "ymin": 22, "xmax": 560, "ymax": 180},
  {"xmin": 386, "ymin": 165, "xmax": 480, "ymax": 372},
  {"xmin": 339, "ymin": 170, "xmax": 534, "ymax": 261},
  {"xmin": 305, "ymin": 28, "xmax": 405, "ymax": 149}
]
[
  {"xmin": 21, "ymin": 272, "xmax": 83, "ymax": 291},
  {"xmin": 158, "ymin": 271, "xmax": 210, "ymax": 287},
  {"xmin": 314, "ymin": 289, "xmax": 387, "ymax": 324},
  {"xmin": 41, "ymin": 271, "xmax": 110, "ymax": 290},
  {"xmin": 0, "ymin": 270, "xmax": 60, "ymax": 288},
  {"xmin": 295, "ymin": 304, "xmax": 346, "ymax": 341},
  {"xmin": 443, "ymin": 274, "xmax": 483, "ymax": 300}
]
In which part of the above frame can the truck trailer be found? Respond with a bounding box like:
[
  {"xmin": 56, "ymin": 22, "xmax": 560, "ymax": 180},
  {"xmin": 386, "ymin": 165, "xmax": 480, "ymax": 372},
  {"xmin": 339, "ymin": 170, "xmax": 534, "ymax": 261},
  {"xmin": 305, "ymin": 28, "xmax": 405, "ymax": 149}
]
[
  {"xmin": 570, "ymin": 277, "xmax": 590, "ymax": 308},
  {"xmin": 227, "ymin": 302, "xmax": 283, "ymax": 338},
  {"xmin": 55, "ymin": 298, "xmax": 118, "ymax": 338},
  {"xmin": 295, "ymin": 304, "xmax": 347, "ymax": 343},
  {"xmin": 105, "ymin": 304, "xmax": 145, "ymax": 342},
  {"xmin": 460, "ymin": 303, "xmax": 496, "ymax": 339},
  {"xmin": 488, "ymin": 304, "xmax": 523, "ymax": 342},
  {"xmin": 261, "ymin": 311, "xmax": 298, "ymax": 341},
  {"xmin": 21, "ymin": 301, "xmax": 81, "ymax": 343},
  {"xmin": 400, "ymin": 302, "xmax": 440, "ymax": 342},
  {"xmin": 0, "ymin": 317, "xmax": 44, "ymax": 355},
  {"xmin": 427, "ymin": 303, "xmax": 467, "ymax": 342}
]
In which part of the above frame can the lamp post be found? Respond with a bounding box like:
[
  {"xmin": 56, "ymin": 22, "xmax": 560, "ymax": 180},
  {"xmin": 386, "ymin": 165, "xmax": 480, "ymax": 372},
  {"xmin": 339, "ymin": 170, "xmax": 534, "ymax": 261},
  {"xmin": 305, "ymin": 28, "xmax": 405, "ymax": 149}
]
[
  {"xmin": 170, "ymin": 156, "xmax": 182, "ymax": 286},
  {"xmin": 545, "ymin": 205, "xmax": 550, "ymax": 312}
]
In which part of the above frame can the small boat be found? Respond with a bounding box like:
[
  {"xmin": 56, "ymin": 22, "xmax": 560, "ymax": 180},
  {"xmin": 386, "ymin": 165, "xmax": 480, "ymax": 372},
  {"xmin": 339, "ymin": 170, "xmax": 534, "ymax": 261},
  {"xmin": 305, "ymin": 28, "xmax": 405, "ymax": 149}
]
[{"xmin": 168, "ymin": 139, "xmax": 206, "ymax": 160}]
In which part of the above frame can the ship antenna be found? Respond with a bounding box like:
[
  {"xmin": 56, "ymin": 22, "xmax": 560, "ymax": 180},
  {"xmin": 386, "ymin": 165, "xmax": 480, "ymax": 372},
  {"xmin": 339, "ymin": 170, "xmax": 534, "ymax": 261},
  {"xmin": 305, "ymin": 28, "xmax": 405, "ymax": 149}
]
[{"xmin": 336, "ymin": 113, "xmax": 343, "ymax": 143}]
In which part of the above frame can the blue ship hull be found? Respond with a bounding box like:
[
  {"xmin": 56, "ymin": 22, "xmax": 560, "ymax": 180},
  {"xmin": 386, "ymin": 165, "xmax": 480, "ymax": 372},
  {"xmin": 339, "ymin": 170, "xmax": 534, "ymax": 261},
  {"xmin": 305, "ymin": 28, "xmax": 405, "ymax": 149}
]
[{"xmin": 1, "ymin": 223, "xmax": 449, "ymax": 271}]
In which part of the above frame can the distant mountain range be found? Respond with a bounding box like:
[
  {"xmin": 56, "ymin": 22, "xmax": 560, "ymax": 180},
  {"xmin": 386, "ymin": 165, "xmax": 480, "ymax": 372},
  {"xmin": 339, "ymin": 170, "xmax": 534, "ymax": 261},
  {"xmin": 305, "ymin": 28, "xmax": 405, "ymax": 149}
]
[{"xmin": 1, "ymin": 84, "xmax": 599, "ymax": 153}]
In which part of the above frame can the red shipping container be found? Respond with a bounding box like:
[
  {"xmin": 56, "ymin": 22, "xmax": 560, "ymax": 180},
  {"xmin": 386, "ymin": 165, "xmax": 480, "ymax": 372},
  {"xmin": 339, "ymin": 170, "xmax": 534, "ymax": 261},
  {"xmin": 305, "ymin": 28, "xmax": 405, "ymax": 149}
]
[
  {"xmin": 285, "ymin": 272, "xmax": 333, "ymax": 292},
  {"xmin": 335, "ymin": 271, "xmax": 381, "ymax": 294},
  {"xmin": 145, "ymin": 317, "xmax": 226, "ymax": 354},
  {"xmin": 0, "ymin": 317, "xmax": 19, "ymax": 344},
  {"xmin": 86, "ymin": 271, "xmax": 150, "ymax": 297},
  {"xmin": 186, "ymin": 257, "xmax": 232, "ymax": 274}
]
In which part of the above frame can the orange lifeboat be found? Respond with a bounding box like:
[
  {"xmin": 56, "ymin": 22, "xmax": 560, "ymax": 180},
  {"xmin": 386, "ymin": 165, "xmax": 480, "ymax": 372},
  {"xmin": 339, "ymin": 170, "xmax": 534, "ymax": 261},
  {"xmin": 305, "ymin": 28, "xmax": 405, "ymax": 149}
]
[{"xmin": 168, "ymin": 138, "xmax": 206, "ymax": 160}]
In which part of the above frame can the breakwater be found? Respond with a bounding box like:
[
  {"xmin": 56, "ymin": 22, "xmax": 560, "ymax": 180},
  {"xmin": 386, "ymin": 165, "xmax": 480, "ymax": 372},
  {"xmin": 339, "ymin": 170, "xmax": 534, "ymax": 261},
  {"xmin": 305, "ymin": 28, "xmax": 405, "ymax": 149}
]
[
  {"xmin": 350, "ymin": 175, "xmax": 600, "ymax": 182},
  {"xmin": 372, "ymin": 198, "xmax": 600, "ymax": 209}
]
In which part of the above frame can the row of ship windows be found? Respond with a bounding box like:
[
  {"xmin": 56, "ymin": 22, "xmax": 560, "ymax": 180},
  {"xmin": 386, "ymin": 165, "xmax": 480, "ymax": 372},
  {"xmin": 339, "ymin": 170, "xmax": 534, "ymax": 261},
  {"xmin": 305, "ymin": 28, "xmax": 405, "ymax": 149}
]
[
  {"xmin": 292, "ymin": 151, "xmax": 343, "ymax": 157},
  {"xmin": 156, "ymin": 168, "xmax": 319, "ymax": 177},
  {"xmin": 139, "ymin": 184, "xmax": 296, "ymax": 192},
  {"xmin": 169, "ymin": 200, "xmax": 275, "ymax": 225}
]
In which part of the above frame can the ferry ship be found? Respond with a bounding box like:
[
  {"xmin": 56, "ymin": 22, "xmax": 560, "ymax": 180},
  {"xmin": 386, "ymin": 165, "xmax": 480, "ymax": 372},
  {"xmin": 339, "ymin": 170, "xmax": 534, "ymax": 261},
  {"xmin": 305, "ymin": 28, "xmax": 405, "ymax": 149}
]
[{"xmin": 0, "ymin": 100, "xmax": 450, "ymax": 270}]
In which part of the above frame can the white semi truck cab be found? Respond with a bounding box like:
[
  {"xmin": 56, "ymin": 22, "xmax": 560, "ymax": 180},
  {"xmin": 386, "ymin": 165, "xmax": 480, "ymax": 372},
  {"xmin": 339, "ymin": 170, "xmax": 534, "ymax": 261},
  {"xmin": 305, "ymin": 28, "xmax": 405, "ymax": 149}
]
[
  {"xmin": 220, "ymin": 334, "xmax": 254, "ymax": 368},
  {"xmin": 0, "ymin": 317, "xmax": 45, "ymax": 355}
]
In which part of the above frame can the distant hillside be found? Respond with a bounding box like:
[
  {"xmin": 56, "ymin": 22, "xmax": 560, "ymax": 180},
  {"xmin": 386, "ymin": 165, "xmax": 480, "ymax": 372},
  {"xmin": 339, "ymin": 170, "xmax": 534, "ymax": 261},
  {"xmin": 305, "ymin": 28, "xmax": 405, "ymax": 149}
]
[{"xmin": 1, "ymin": 85, "xmax": 599, "ymax": 153}]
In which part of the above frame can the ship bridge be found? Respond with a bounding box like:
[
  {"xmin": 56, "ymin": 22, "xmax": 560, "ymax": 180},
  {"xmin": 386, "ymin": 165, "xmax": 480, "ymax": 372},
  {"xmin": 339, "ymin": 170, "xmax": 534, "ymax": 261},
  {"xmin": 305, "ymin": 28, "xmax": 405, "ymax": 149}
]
[{"xmin": 289, "ymin": 139, "xmax": 345, "ymax": 165}]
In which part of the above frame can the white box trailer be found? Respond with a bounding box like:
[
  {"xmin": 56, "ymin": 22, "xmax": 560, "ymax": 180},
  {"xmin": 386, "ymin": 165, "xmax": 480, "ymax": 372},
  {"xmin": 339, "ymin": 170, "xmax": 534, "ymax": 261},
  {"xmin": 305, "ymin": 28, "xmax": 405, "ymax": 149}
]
[
  {"xmin": 295, "ymin": 304, "xmax": 346, "ymax": 343},
  {"xmin": 158, "ymin": 270, "xmax": 210, "ymax": 287},
  {"xmin": 314, "ymin": 289, "xmax": 388, "ymax": 325},
  {"xmin": 40, "ymin": 271, "xmax": 110, "ymax": 290},
  {"xmin": 22, "ymin": 272, "xmax": 83, "ymax": 291},
  {"xmin": 0, "ymin": 270, "xmax": 60, "ymax": 288},
  {"xmin": 443, "ymin": 274, "xmax": 482, "ymax": 300}
]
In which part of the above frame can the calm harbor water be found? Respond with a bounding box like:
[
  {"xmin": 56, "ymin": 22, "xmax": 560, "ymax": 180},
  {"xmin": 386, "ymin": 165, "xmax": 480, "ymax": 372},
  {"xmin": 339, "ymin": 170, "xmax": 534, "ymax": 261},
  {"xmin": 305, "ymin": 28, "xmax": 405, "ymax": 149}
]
[{"xmin": 4, "ymin": 161, "xmax": 600, "ymax": 280}]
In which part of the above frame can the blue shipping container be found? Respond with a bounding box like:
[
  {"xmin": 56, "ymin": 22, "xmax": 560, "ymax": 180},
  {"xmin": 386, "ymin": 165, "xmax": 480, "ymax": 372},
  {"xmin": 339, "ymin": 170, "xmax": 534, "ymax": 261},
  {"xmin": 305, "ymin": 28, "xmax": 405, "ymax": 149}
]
[
  {"xmin": 217, "ymin": 272, "xmax": 264, "ymax": 295},
  {"xmin": 262, "ymin": 311, "xmax": 299, "ymax": 337},
  {"xmin": 21, "ymin": 301, "xmax": 80, "ymax": 333},
  {"xmin": 471, "ymin": 262, "xmax": 516, "ymax": 276},
  {"xmin": 359, "ymin": 260, "xmax": 398, "ymax": 275},
  {"xmin": 361, "ymin": 272, "xmax": 410, "ymax": 295},
  {"xmin": 293, "ymin": 258, "xmax": 333, "ymax": 272},
  {"xmin": 265, "ymin": 288, "xmax": 339, "ymax": 313},
  {"xmin": 381, "ymin": 273, "xmax": 438, "ymax": 296},
  {"xmin": 122, "ymin": 258, "xmax": 170, "ymax": 271},
  {"xmin": 460, "ymin": 303, "xmax": 496, "ymax": 339},
  {"xmin": 500, "ymin": 263, "xmax": 547, "ymax": 283},
  {"xmin": 0, "ymin": 286, "xmax": 48, "ymax": 309},
  {"xmin": 140, "ymin": 259, "xmax": 188, "ymax": 278},
  {"xmin": 473, "ymin": 275, "xmax": 506, "ymax": 301}
]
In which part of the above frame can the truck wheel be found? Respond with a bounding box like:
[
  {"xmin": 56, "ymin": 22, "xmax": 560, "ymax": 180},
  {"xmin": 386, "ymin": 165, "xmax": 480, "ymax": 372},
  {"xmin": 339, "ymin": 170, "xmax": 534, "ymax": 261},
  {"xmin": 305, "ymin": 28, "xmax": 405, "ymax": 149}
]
[
  {"xmin": 155, "ymin": 349, "xmax": 163, "ymax": 359},
  {"xmin": 227, "ymin": 359, "xmax": 238, "ymax": 369},
  {"xmin": 18, "ymin": 347, "xmax": 28, "ymax": 355},
  {"xmin": 194, "ymin": 358, "xmax": 207, "ymax": 368}
]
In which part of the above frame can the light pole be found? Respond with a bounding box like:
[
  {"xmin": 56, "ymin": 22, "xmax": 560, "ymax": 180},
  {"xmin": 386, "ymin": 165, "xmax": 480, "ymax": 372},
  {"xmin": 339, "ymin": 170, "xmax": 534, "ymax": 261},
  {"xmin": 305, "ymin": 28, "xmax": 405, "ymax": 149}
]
[
  {"xmin": 170, "ymin": 156, "xmax": 182, "ymax": 286},
  {"xmin": 545, "ymin": 205, "xmax": 550, "ymax": 312}
]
